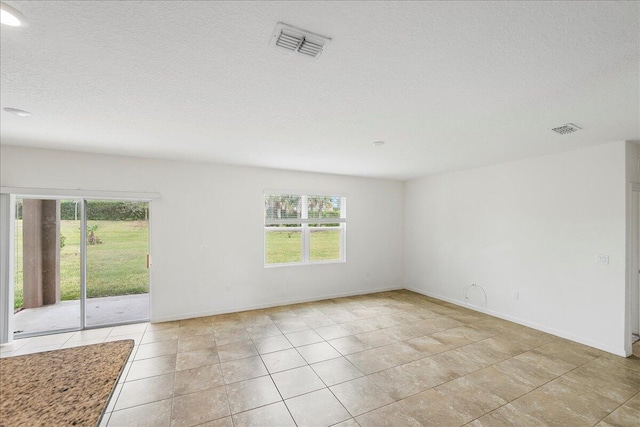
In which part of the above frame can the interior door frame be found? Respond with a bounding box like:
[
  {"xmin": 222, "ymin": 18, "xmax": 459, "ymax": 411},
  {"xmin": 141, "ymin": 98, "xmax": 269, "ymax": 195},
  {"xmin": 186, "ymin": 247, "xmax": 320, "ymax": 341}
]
[
  {"xmin": 626, "ymin": 182, "xmax": 640, "ymax": 356},
  {"xmin": 0, "ymin": 187, "xmax": 159, "ymax": 344}
]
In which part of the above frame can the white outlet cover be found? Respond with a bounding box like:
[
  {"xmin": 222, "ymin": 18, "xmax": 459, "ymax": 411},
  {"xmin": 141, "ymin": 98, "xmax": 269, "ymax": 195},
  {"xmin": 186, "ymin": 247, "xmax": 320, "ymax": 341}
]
[{"xmin": 595, "ymin": 254, "xmax": 609, "ymax": 264}]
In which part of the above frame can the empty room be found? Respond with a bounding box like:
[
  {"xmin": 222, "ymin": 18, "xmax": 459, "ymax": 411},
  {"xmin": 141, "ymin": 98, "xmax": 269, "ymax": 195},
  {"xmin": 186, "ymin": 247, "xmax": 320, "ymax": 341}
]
[{"xmin": 0, "ymin": 1, "xmax": 639, "ymax": 426}]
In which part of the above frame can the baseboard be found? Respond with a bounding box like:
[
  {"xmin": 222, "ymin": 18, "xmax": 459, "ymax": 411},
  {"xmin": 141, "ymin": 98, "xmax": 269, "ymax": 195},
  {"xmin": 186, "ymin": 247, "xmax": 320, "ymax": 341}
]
[
  {"xmin": 151, "ymin": 285, "xmax": 404, "ymax": 323},
  {"xmin": 405, "ymin": 286, "xmax": 627, "ymax": 357}
]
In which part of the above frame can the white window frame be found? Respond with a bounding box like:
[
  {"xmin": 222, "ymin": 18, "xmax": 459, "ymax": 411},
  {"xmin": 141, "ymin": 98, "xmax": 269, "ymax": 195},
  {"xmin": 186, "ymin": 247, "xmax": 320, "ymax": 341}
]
[{"xmin": 264, "ymin": 194, "xmax": 346, "ymax": 267}]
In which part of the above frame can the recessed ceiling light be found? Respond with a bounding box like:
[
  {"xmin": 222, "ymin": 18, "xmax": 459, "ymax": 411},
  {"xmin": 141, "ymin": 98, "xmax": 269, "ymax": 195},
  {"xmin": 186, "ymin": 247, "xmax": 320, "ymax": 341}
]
[
  {"xmin": 373, "ymin": 140, "xmax": 386, "ymax": 146},
  {"xmin": 3, "ymin": 107, "xmax": 31, "ymax": 117},
  {"xmin": 1, "ymin": 2, "xmax": 27, "ymax": 27}
]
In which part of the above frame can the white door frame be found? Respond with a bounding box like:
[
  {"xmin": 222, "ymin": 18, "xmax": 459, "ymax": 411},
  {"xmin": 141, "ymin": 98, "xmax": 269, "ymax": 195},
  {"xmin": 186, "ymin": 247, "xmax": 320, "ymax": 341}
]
[
  {"xmin": 626, "ymin": 183, "xmax": 640, "ymax": 356},
  {"xmin": 0, "ymin": 187, "xmax": 159, "ymax": 344}
]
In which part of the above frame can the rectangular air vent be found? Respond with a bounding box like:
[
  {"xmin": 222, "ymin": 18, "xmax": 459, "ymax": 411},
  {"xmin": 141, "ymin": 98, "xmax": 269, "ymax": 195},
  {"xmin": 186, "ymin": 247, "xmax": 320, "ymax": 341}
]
[
  {"xmin": 552, "ymin": 123, "xmax": 582, "ymax": 135},
  {"xmin": 271, "ymin": 23, "xmax": 331, "ymax": 59}
]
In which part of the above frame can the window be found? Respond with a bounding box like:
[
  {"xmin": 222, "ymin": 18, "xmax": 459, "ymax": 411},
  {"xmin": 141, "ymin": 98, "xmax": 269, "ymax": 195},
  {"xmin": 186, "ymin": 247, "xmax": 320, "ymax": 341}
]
[{"xmin": 264, "ymin": 193, "xmax": 346, "ymax": 266}]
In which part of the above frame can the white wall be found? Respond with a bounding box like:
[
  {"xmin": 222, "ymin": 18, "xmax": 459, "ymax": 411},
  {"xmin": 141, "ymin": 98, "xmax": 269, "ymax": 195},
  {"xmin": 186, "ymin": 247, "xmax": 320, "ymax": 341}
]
[
  {"xmin": 404, "ymin": 142, "xmax": 628, "ymax": 355},
  {"xmin": 0, "ymin": 146, "xmax": 404, "ymax": 322}
]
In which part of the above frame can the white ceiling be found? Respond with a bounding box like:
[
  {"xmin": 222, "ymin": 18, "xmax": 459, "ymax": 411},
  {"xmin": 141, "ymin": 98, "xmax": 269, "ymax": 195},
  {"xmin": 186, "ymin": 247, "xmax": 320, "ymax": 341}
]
[{"xmin": 1, "ymin": 1, "xmax": 638, "ymax": 180}]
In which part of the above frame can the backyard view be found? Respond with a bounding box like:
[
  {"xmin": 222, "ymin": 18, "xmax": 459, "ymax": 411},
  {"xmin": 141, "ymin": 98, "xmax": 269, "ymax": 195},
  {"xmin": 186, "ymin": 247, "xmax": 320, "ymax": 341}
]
[
  {"xmin": 265, "ymin": 194, "xmax": 344, "ymax": 264},
  {"xmin": 265, "ymin": 229, "xmax": 341, "ymax": 263},
  {"xmin": 14, "ymin": 200, "xmax": 149, "ymax": 310}
]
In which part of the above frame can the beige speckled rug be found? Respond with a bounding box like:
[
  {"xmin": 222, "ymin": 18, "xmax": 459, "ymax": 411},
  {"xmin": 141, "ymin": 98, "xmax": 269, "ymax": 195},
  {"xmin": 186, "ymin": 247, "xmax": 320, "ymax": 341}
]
[{"xmin": 0, "ymin": 340, "xmax": 133, "ymax": 427}]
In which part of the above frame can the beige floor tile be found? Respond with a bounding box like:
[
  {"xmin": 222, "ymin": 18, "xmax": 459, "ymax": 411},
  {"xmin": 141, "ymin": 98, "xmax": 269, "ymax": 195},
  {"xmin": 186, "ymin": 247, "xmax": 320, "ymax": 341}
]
[
  {"xmin": 490, "ymin": 358, "xmax": 557, "ymax": 389},
  {"xmin": 597, "ymin": 392, "xmax": 640, "ymax": 427},
  {"xmin": 20, "ymin": 332, "xmax": 75, "ymax": 349},
  {"xmin": 272, "ymin": 365, "xmax": 326, "ymax": 399},
  {"xmin": 140, "ymin": 329, "xmax": 180, "ymax": 345},
  {"xmin": 332, "ymin": 419, "xmax": 360, "ymax": 427},
  {"xmin": 534, "ymin": 340, "xmax": 605, "ymax": 366},
  {"xmin": 115, "ymin": 373, "xmax": 174, "ymax": 410},
  {"xmin": 469, "ymin": 403, "xmax": 546, "ymax": 427},
  {"xmin": 109, "ymin": 323, "xmax": 148, "ymax": 337},
  {"xmin": 226, "ymin": 376, "xmax": 281, "ymax": 414},
  {"xmin": 197, "ymin": 417, "xmax": 233, "ymax": 427},
  {"xmin": 369, "ymin": 357, "xmax": 458, "ymax": 400},
  {"xmin": 176, "ymin": 347, "xmax": 219, "ymax": 371},
  {"xmin": 509, "ymin": 388, "xmax": 594, "ymax": 426},
  {"xmin": 429, "ymin": 326, "xmax": 477, "ymax": 348},
  {"xmin": 108, "ymin": 398, "xmax": 172, "ymax": 427},
  {"xmin": 135, "ymin": 339, "xmax": 178, "ymax": 360},
  {"xmin": 104, "ymin": 333, "xmax": 144, "ymax": 346},
  {"xmin": 285, "ymin": 388, "xmax": 351, "ymax": 427},
  {"xmin": 220, "ymin": 355, "xmax": 268, "ymax": 384},
  {"xmin": 382, "ymin": 323, "xmax": 425, "ymax": 341},
  {"xmin": 465, "ymin": 365, "xmax": 536, "ymax": 402},
  {"xmin": 579, "ymin": 356, "xmax": 640, "ymax": 390},
  {"xmin": 213, "ymin": 328, "xmax": 250, "ymax": 345},
  {"xmin": 247, "ymin": 322, "xmax": 283, "ymax": 340},
  {"xmin": 314, "ymin": 324, "xmax": 353, "ymax": 340},
  {"xmin": 300, "ymin": 315, "xmax": 337, "ymax": 329},
  {"xmin": 297, "ymin": 342, "xmax": 341, "ymax": 364},
  {"xmin": 232, "ymin": 401, "xmax": 296, "ymax": 427},
  {"xmin": 216, "ymin": 340, "xmax": 258, "ymax": 362},
  {"xmin": 346, "ymin": 342, "xmax": 423, "ymax": 375},
  {"xmin": 404, "ymin": 335, "xmax": 455, "ymax": 355},
  {"xmin": 562, "ymin": 365, "xmax": 638, "ymax": 404},
  {"xmin": 330, "ymin": 376, "xmax": 394, "ymax": 416},
  {"xmin": 285, "ymin": 330, "xmax": 324, "ymax": 347},
  {"xmin": 178, "ymin": 325, "xmax": 214, "ymax": 338},
  {"xmin": 400, "ymin": 377, "xmax": 505, "ymax": 426},
  {"xmin": 513, "ymin": 350, "xmax": 577, "ymax": 376},
  {"xmin": 428, "ymin": 348, "xmax": 487, "ymax": 376},
  {"xmin": 355, "ymin": 330, "xmax": 398, "ymax": 348},
  {"xmin": 355, "ymin": 402, "xmax": 422, "ymax": 427},
  {"xmin": 273, "ymin": 318, "xmax": 310, "ymax": 334},
  {"xmin": 477, "ymin": 333, "xmax": 540, "ymax": 357},
  {"xmin": 311, "ymin": 357, "xmax": 364, "ymax": 386},
  {"xmin": 261, "ymin": 348, "xmax": 307, "ymax": 373},
  {"xmin": 171, "ymin": 386, "xmax": 230, "ymax": 427},
  {"xmin": 174, "ymin": 363, "xmax": 224, "ymax": 396},
  {"xmin": 535, "ymin": 377, "xmax": 620, "ymax": 424},
  {"xmin": 177, "ymin": 333, "xmax": 215, "ymax": 352},
  {"xmin": 126, "ymin": 354, "xmax": 176, "ymax": 381},
  {"xmin": 328, "ymin": 336, "xmax": 372, "ymax": 355},
  {"xmin": 254, "ymin": 335, "xmax": 293, "ymax": 354},
  {"xmin": 67, "ymin": 328, "xmax": 112, "ymax": 343}
]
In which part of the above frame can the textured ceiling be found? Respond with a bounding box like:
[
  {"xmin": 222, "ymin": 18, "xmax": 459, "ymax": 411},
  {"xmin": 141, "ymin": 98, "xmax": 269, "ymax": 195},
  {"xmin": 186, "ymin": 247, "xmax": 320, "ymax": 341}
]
[{"xmin": 1, "ymin": 1, "xmax": 638, "ymax": 180}]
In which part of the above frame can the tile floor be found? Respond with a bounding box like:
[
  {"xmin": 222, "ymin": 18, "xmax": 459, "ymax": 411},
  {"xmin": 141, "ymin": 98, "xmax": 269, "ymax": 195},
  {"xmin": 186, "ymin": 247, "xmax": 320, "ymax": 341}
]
[{"xmin": 2, "ymin": 290, "xmax": 639, "ymax": 427}]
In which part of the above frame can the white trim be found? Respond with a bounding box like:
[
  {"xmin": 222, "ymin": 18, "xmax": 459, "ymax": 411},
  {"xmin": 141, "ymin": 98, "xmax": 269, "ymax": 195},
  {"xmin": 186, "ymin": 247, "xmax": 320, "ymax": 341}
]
[
  {"xmin": 405, "ymin": 286, "xmax": 627, "ymax": 357},
  {"xmin": 0, "ymin": 194, "xmax": 15, "ymax": 344},
  {"xmin": 0, "ymin": 187, "xmax": 160, "ymax": 201},
  {"xmin": 626, "ymin": 182, "xmax": 640, "ymax": 356},
  {"xmin": 151, "ymin": 285, "xmax": 402, "ymax": 323}
]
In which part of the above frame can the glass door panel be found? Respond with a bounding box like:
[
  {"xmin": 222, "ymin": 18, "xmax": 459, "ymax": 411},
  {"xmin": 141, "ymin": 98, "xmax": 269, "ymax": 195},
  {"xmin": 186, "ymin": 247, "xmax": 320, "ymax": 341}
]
[
  {"xmin": 84, "ymin": 200, "xmax": 150, "ymax": 327},
  {"xmin": 13, "ymin": 198, "xmax": 81, "ymax": 336}
]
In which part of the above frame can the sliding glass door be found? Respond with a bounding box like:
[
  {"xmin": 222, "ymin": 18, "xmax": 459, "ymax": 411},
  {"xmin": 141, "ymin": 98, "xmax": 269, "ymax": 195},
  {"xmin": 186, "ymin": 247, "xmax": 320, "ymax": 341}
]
[
  {"xmin": 13, "ymin": 198, "xmax": 82, "ymax": 336},
  {"xmin": 85, "ymin": 200, "xmax": 150, "ymax": 327},
  {"xmin": 13, "ymin": 198, "xmax": 150, "ymax": 337}
]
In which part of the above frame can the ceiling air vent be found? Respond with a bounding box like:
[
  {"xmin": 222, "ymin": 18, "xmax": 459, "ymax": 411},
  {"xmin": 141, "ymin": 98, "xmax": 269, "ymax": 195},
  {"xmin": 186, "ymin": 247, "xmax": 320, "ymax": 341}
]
[
  {"xmin": 271, "ymin": 23, "xmax": 331, "ymax": 59},
  {"xmin": 552, "ymin": 123, "xmax": 582, "ymax": 135}
]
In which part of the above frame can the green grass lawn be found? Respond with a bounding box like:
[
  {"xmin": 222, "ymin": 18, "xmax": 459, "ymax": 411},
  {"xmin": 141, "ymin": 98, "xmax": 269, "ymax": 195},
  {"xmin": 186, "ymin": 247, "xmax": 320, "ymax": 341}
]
[
  {"xmin": 266, "ymin": 229, "xmax": 340, "ymax": 264},
  {"xmin": 14, "ymin": 220, "xmax": 148, "ymax": 309}
]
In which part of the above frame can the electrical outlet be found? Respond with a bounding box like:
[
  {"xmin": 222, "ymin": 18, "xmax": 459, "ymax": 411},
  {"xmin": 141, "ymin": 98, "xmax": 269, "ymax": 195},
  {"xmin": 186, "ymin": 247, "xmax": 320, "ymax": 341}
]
[
  {"xmin": 200, "ymin": 245, "xmax": 205, "ymax": 253},
  {"xmin": 595, "ymin": 255, "xmax": 609, "ymax": 265},
  {"xmin": 513, "ymin": 291, "xmax": 519, "ymax": 300}
]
